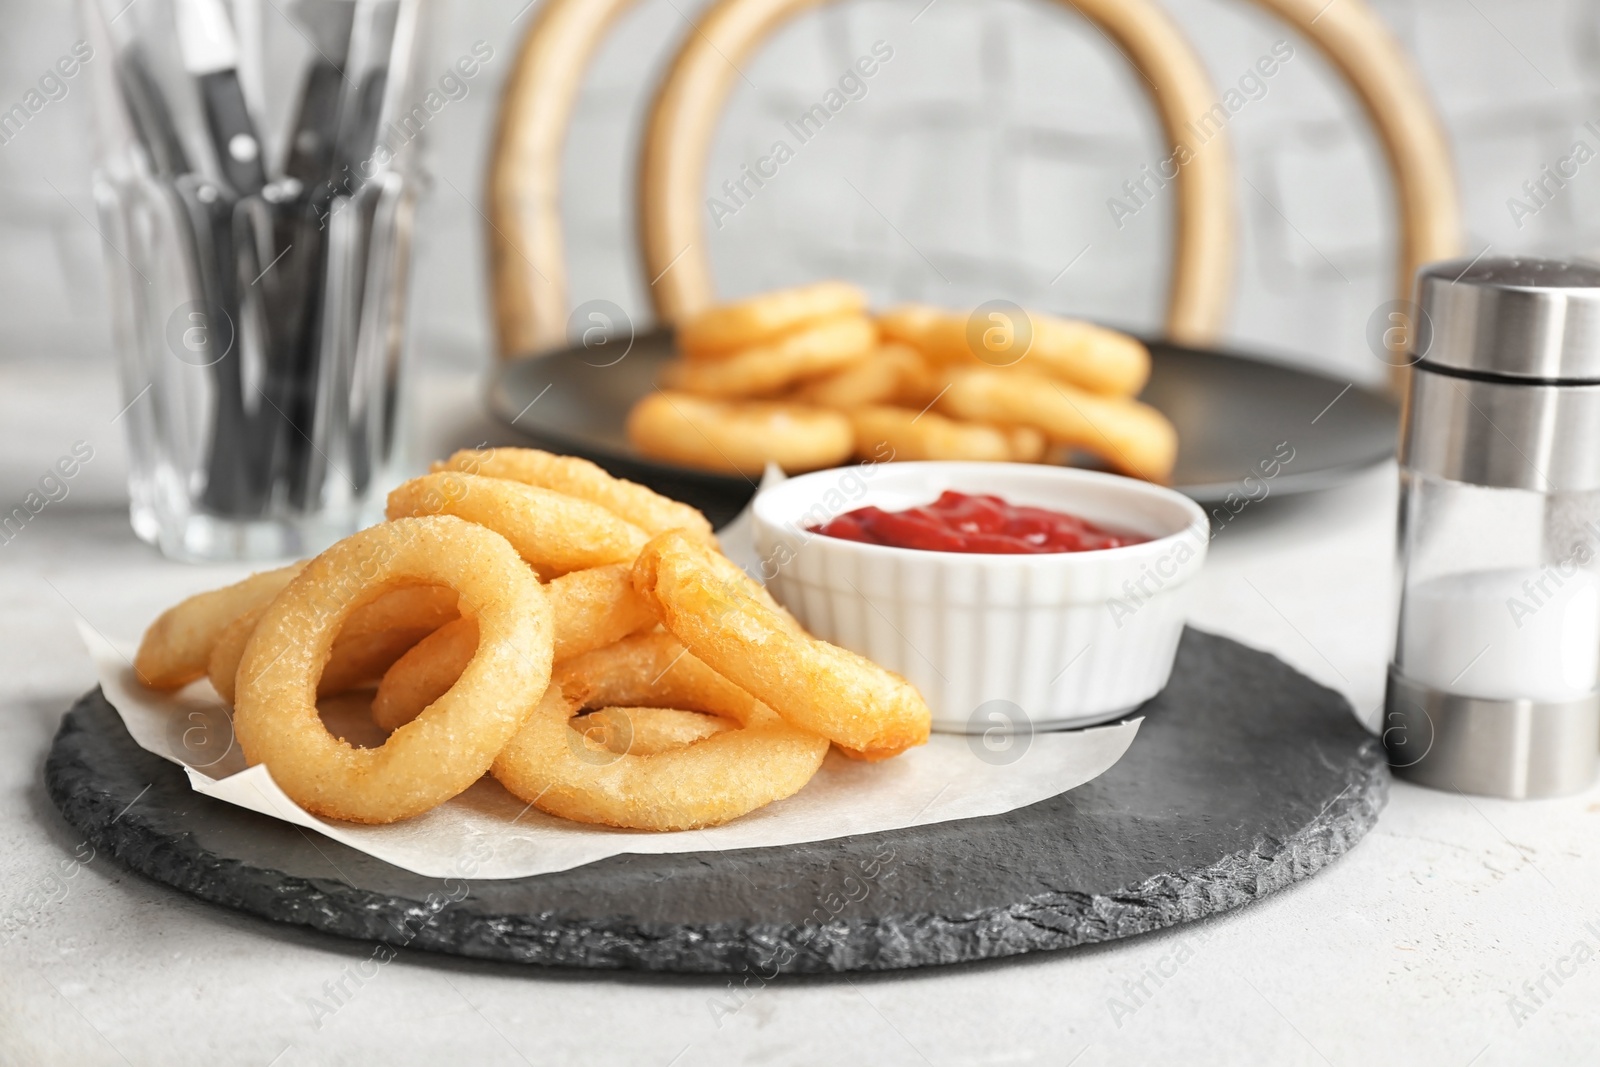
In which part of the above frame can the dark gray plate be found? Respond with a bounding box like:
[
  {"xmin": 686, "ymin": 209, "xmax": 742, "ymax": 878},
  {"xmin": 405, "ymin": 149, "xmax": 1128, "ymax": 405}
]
[
  {"xmin": 488, "ymin": 331, "xmax": 1398, "ymax": 526},
  {"xmin": 47, "ymin": 629, "xmax": 1386, "ymax": 974}
]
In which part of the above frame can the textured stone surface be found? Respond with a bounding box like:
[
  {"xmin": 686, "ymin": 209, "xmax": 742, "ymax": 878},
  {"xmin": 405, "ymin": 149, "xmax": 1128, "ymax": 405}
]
[{"xmin": 45, "ymin": 628, "xmax": 1388, "ymax": 975}]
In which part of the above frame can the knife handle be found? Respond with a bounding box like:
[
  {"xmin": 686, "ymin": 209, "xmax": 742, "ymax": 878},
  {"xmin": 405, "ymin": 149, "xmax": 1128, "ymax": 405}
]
[
  {"xmin": 285, "ymin": 62, "xmax": 347, "ymax": 190},
  {"xmin": 199, "ymin": 70, "xmax": 267, "ymax": 196}
]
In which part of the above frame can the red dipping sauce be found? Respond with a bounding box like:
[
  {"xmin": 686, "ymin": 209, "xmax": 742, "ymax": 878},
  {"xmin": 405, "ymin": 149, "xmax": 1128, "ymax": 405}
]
[{"xmin": 808, "ymin": 491, "xmax": 1148, "ymax": 554}]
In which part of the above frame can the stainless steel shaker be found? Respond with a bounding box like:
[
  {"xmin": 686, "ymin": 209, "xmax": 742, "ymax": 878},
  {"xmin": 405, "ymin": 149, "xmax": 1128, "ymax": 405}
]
[{"xmin": 1385, "ymin": 257, "xmax": 1600, "ymax": 798}]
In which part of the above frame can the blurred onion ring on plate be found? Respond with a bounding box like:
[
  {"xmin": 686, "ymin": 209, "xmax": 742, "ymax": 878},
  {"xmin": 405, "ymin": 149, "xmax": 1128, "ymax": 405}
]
[
  {"xmin": 662, "ymin": 314, "xmax": 877, "ymax": 398},
  {"xmin": 627, "ymin": 391, "xmax": 854, "ymax": 477},
  {"xmin": 676, "ymin": 279, "xmax": 867, "ymax": 358}
]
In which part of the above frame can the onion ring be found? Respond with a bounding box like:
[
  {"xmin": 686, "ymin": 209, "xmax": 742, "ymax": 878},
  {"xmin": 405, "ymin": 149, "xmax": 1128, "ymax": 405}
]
[
  {"xmin": 370, "ymin": 563, "xmax": 659, "ymax": 731},
  {"xmin": 551, "ymin": 632, "xmax": 761, "ymax": 712},
  {"xmin": 663, "ymin": 315, "xmax": 876, "ymax": 397},
  {"xmin": 233, "ymin": 516, "xmax": 553, "ymax": 824},
  {"xmin": 571, "ymin": 707, "xmax": 733, "ymax": 755},
  {"xmin": 314, "ymin": 625, "xmax": 441, "ymax": 697},
  {"xmin": 849, "ymin": 405, "xmax": 1013, "ymax": 462},
  {"xmin": 793, "ymin": 342, "xmax": 941, "ymax": 409},
  {"xmin": 938, "ymin": 368, "xmax": 1178, "ymax": 481},
  {"xmin": 627, "ymin": 391, "xmax": 853, "ymax": 476},
  {"xmin": 432, "ymin": 447, "xmax": 715, "ymax": 543},
  {"xmin": 544, "ymin": 562, "xmax": 661, "ymax": 660},
  {"xmin": 491, "ymin": 633, "xmax": 828, "ymax": 830},
  {"xmin": 207, "ymin": 585, "xmax": 460, "ymax": 704},
  {"xmin": 206, "ymin": 606, "xmax": 269, "ymax": 702},
  {"xmin": 1005, "ymin": 425, "xmax": 1048, "ymax": 462},
  {"xmin": 369, "ymin": 618, "xmax": 477, "ymax": 733},
  {"xmin": 631, "ymin": 531, "xmax": 931, "ymax": 756},
  {"xmin": 677, "ymin": 280, "xmax": 867, "ymax": 358},
  {"xmin": 386, "ymin": 472, "xmax": 648, "ymax": 574},
  {"xmin": 338, "ymin": 585, "xmax": 459, "ymax": 639},
  {"xmin": 879, "ymin": 303, "xmax": 1150, "ymax": 397},
  {"xmin": 134, "ymin": 562, "xmax": 305, "ymax": 689},
  {"xmin": 213, "ymin": 605, "xmax": 440, "ymax": 706}
]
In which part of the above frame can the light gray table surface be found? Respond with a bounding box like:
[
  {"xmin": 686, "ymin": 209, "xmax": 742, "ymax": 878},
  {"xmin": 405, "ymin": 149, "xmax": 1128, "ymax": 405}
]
[{"xmin": 2, "ymin": 363, "xmax": 1596, "ymax": 1066}]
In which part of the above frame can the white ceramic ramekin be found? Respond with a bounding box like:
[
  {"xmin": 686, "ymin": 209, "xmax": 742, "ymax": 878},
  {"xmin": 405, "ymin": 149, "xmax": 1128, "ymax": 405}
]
[{"xmin": 751, "ymin": 462, "xmax": 1209, "ymax": 733}]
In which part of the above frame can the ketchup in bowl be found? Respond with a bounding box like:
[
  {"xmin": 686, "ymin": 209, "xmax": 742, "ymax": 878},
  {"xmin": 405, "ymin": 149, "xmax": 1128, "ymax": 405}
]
[{"xmin": 807, "ymin": 491, "xmax": 1148, "ymax": 554}]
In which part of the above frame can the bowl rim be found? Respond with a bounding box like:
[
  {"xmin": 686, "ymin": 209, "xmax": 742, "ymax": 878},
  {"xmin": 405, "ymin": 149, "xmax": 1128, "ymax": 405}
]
[{"xmin": 751, "ymin": 461, "xmax": 1210, "ymax": 565}]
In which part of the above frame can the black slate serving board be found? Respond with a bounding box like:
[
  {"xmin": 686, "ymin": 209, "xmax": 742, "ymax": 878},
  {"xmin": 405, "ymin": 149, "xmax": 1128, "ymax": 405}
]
[{"xmin": 45, "ymin": 628, "xmax": 1387, "ymax": 974}]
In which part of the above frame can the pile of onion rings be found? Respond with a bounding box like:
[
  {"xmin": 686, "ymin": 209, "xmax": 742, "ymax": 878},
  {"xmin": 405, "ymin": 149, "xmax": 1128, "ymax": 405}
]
[
  {"xmin": 627, "ymin": 281, "xmax": 1178, "ymax": 482},
  {"xmin": 134, "ymin": 447, "xmax": 931, "ymax": 828}
]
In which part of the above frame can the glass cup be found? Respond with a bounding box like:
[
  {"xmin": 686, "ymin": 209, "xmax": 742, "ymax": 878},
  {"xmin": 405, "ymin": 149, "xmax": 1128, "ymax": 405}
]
[{"xmin": 80, "ymin": 0, "xmax": 429, "ymax": 561}]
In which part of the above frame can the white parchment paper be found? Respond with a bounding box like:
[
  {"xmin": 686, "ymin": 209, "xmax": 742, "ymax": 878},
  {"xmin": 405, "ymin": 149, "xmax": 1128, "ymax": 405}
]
[{"xmin": 83, "ymin": 627, "xmax": 1138, "ymax": 880}]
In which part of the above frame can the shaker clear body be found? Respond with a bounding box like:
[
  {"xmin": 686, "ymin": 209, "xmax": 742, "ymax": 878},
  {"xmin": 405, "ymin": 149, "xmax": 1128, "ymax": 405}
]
[{"xmin": 1394, "ymin": 471, "xmax": 1600, "ymax": 702}]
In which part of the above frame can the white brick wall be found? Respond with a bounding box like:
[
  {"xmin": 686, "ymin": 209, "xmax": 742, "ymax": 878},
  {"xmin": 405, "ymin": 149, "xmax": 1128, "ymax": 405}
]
[{"xmin": 5, "ymin": 0, "xmax": 1600, "ymax": 387}]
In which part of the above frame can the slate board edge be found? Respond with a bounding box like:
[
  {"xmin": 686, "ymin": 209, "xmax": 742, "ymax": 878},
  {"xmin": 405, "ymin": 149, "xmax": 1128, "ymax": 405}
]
[{"xmin": 44, "ymin": 690, "xmax": 1389, "ymax": 976}]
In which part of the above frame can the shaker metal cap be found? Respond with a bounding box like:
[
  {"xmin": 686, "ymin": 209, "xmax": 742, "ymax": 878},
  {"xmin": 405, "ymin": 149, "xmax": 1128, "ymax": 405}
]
[{"xmin": 1415, "ymin": 256, "xmax": 1600, "ymax": 381}]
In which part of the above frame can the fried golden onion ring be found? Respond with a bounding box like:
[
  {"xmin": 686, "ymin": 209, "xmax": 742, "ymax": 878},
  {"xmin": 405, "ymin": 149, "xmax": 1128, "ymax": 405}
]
[
  {"xmin": 677, "ymin": 280, "xmax": 867, "ymax": 358},
  {"xmin": 627, "ymin": 392, "xmax": 853, "ymax": 477},
  {"xmin": 206, "ymin": 608, "xmax": 266, "ymax": 702},
  {"xmin": 134, "ymin": 562, "xmax": 306, "ymax": 689},
  {"xmin": 792, "ymin": 342, "xmax": 942, "ymax": 410},
  {"xmin": 371, "ymin": 563, "xmax": 658, "ymax": 732},
  {"xmin": 386, "ymin": 472, "xmax": 648, "ymax": 574},
  {"xmin": 879, "ymin": 303, "xmax": 1150, "ymax": 397},
  {"xmin": 663, "ymin": 315, "xmax": 876, "ymax": 398},
  {"xmin": 631, "ymin": 531, "xmax": 931, "ymax": 757},
  {"xmin": 545, "ymin": 562, "xmax": 661, "ymax": 660},
  {"xmin": 233, "ymin": 516, "xmax": 553, "ymax": 824},
  {"xmin": 210, "ymin": 610, "xmax": 435, "ymax": 706},
  {"xmin": 571, "ymin": 706, "xmax": 733, "ymax": 755},
  {"xmin": 491, "ymin": 633, "xmax": 828, "ymax": 830},
  {"xmin": 432, "ymin": 447, "xmax": 715, "ymax": 544},
  {"xmin": 207, "ymin": 585, "xmax": 460, "ymax": 704},
  {"xmin": 849, "ymin": 405, "xmax": 1013, "ymax": 462},
  {"xmin": 938, "ymin": 368, "xmax": 1178, "ymax": 482},
  {"xmin": 370, "ymin": 617, "xmax": 477, "ymax": 733},
  {"xmin": 315, "ymin": 626, "xmax": 440, "ymax": 697},
  {"xmin": 1005, "ymin": 425, "xmax": 1048, "ymax": 462},
  {"xmin": 339, "ymin": 585, "xmax": 459, "ymax": 638}
]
